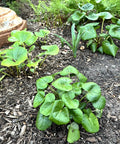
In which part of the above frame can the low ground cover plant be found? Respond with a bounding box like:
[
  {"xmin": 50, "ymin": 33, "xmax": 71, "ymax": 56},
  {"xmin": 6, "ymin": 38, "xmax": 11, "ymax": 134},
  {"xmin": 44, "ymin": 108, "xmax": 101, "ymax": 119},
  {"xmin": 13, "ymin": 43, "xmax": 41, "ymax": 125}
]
[
  {"xmin": 0, "ymin": 29, "xmax": 59, "ymax": 79},
  {"xmin": 33, "ymin": 65, "xmax": 106, "ymax": 143}
]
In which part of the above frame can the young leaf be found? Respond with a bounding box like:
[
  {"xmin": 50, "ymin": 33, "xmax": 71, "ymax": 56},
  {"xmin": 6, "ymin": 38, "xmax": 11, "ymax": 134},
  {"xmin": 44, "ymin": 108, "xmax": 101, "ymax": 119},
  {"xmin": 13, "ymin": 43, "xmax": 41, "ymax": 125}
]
[
  {"xmin": 62, "ymin": 94, "xmax": 79, "ymax": 109},
  {"xmin": 29, "ymin": 45, "xmax": 35, "ymax": 53},
  {"xmin": 70, "ymin": 108, "xmax": 83, "ymax": 124},
  {"xmin": 40, "ymin": 93, "xmax": 55, "ymax": 116},
  {"xmin": 35, "ymin": 29, "xmax": 50, "ymax": 38},
  {"xmin": 92, "ymin": 96, "xmax": 106, "ymax": 109},
  {"xmin": 82, "ymin": 112, "xmax": 99, "ymax": 133},
  {"xmin": 97, "ymin": 46, "xmax": 103, "ymax": 54},
  {"xmin": 72, "ymin": 82, "xmax": 82, "ymax": 95},
  {"xmin": 78, "ymin": 3, "xmax": 94, "ymax": 11},
  {"xmin": 49, "ymin": 100, "xmax": 70, "ymax": 125},
  {"xmin": 33, "ymin": 91, "xmax": 45, "ymax": 108},
  {"xmin": 40, "ymin": 45, "xmax": 59, "ymax": 56},
  {"xmin": 36, "ymin": 112, "xmax": 52, "ymax": 131},
  {"xmin": 67, "ymin": 122, "xmax": 80, "ymax": 143},
  {"xmin": 71, "ymin": 23, "xmax": 76, "ymax": 50},
  {"xmin": 102, "ymin": 40, "xmax": 118, "ymax": 57},
  {"xmin": 82, "ymin": 82, "xmax": 101, "ymax": 102},
  {"xmin": 90, "ymin": 42, "xmax": 97, "ymax": 52},
  {"xmin": 1, "ymin": 46, "xmax": 28, "ymax": 67},
  {"xmin": 36, "ymin": 76, "xmax": 53, "ymax": 90},
  {"xmin": 27, "ymin": 59, "xmax": 42, "ymax": 68},
  {"xmin": 52, "ymin": 77, "xmax": 72, "ymax": 91}
]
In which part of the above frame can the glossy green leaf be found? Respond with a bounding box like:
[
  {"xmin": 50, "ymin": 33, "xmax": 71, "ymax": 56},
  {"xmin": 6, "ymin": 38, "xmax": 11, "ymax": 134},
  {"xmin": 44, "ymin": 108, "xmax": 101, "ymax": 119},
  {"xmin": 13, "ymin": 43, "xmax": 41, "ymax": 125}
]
[
  {"xmin": 49, "ymin": 100, "xmax": 70, "ymax": 125},
  {"xmin": 1, "ymin": 46, "xmax": 28, "ymax": 67},
  {"xmin": 67, "ymin": 122, "xmax": 80, "ymax": 143},
  {"xmin": 40, "ymin": 93, "xmax": 55, "ymax": 116},
  {"xmin": 72, "ymin": 82, "xmax": 82, "ymax": 95},
  {"xmin": 79, "ymin": 3, "xmax": 94, "ymax": 11},
  {"xmin": 82, "ymin": 113, "xmax": 99, "ymax": 133},
  {"xmin": 79, "ymin": 25, "xmax": 97, "ymax": 40},
  {"xmin": 33, "ymin": 91, "xmax": 45, "ymax": 108},
  {"xmin": 82, "ymin": 82, "xmax": 101, "ymax": 102},
  {"xmin": 92, "ymin": 96, "xmax": 106, "ymax": 109},
  {"xmin": 109, "ymin": 25, "xmax": 120, "ymax": 40},
  {"xmin": 52, "ymin": 77, "xmax": 72, "ymax": 91},
  {"xmin": 35, "ymin": 29, "xmax": 50, "ymax": 38},
  {"xmin": 90, "ymin": 42, "xmax": 97, "ymax": 52},
  {"xmin": 86, "ymin": 13, "xmax": 99, "ymax": 21},
  {"xmin": 98, "ymin": 12, "xmax": 113, "ymax": 20},
  {"xmin": 62, "ymin": 94, "xmax": 79, "ymax": 109},
  {"xmin": 36, "ymin": 76, "xmax": 53, "ymax": 90},
  {"xmin": 102, "ymin": 40, "xmax": 118, "ymax": 57},
  {"xmin": 71, "ymin": 11, "xmax": 85, "ymax": 22},
  {"xmin": 40, "ymin": 45, "xmax": 59, "ymax": 56},
  {"xmin": 36, "ymin": 112, "xmax": 52, "ymax": 131},
  {"xmin": 70, "ymin": 108, "xmax": 83, "ymax": 124}
]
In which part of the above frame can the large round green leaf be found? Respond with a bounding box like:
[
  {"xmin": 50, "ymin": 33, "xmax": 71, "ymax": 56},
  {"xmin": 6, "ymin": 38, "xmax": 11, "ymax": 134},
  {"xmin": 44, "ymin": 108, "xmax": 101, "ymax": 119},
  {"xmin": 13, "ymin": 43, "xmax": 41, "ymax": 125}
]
[
  {"xmin": 33, "ymin": 91, "xmax": 45, "ymax": 108},
  {"xmin": 102, "ymin": 40, "xmax": 118, "ymax": 57},
  {"xmin": 62, "ymin": 94, "xmax": 79, "ymax": 109},
  {"xmin": 98, "ymin": 12, "xmax": 113, "ymax": 20},
  {"xmin": 109, "ymin": 25, "xmax": 120, "ymax": 40},
  {"xmin": 52, "ymin": 77, "xmax": 72, "ymax": 91},
  {"xmin": 36, "ymin": 76, "xmax": 53, "ymax": 90},
  {"xmin": 49, "ymin": 100, "xmax": 70, "ymax": 125},
  {"xmin": 70, "ymin": 108, "xmax": 83, "ymax": 124},
  {"xmin": 82, "ymin": 82, "xmax": 101, "ymax": 102},
  {"xmin": 67, "ymin": 122, "xmax": 80, "ymax": 143},
  {"xmin": 41, "ymin": 45, "xmax": 59, "ymax": 56},
  {"xmin": 82, "ymin": 113, "xmax": 99, "ymax": 133},
  {"xmin": 92, "ymin": 96, "xmax": 106, "ymax": 109},
  {"xmin": 36, "ymin": 112, "xmax": 52, "ymax": 131},
  {"xmin": 40, "ymin": 93, "xmax": 55, "ymax": 116},
  {"xmin": 1, "ymin": 46, "xmax": 28, "ymax": 67},
  {"xmin": 79, "ymin": 3, "xmax": 94, "ymax": 11}
]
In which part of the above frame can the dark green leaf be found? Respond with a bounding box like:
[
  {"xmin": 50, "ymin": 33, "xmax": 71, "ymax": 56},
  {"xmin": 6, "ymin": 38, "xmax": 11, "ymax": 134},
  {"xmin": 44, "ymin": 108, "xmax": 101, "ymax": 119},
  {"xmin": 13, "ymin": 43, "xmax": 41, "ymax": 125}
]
[
  {"xmin": 52, "ymin": 77, "xmax": 72, "ymax": 91},
  {"xmin": 90, "ymin": 42, "xmax": 97, "ymax": 52},
  {"xmin": 82, "ymin": 82, "xmax": 101, "ymax": 102},
  {"xmin": 67, "ymin": 122, "xmax": 80, "ymax": 143},
  {"xmin": 33, "ymin": 91, "xmax": 45, "ymax": 108},
  {"xmin": 92, "ymin": 96, "xmax": 106, "ymax": 109},
  {"xmin": 97, "ymin": 46, "xmax": 103, "ymax": 54},
  {"xmin": 82, "ymin": 113, "xmax": 99, "ymax": 133},
  {"xmin": 109, "ymin": 25, "xmax": 120, "ymax": 40},
  {"xmin": 36, "ymin": 112, "xmax": 52, "ymax": 131},
  {"xmin": 49, "ymin": 100, "xmax": 70, "ymax": 125}
]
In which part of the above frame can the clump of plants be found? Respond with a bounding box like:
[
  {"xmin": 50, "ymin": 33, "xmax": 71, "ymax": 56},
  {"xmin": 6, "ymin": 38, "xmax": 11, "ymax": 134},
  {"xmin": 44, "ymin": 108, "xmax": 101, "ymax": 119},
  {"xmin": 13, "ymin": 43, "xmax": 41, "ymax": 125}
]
[
  {"xmin": 0, "ymin": 29, "xmax": 59, "ymax": 79},
  {"xmin": 33, "ymin": 65, "xmax": 106, "ymax": 143}
]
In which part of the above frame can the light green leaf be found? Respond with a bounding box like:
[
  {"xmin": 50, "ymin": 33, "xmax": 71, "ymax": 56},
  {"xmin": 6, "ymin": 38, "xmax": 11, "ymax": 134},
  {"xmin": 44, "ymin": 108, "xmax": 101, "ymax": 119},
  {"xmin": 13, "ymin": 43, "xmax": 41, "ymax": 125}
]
[
  {"xmin": 67, "ymin": 122, "xmax": 80, "ymax": 143},
  {"xmin": 77, "ymin": 72, "xmax": 87, "ymax": 83},
  {"xmin": 36, "ymin": 112, "xmax": 52, "ymax": 131},
  {"xmin": 82, "ymin": 113, "xmax": 99, "ymax": 133},
  {"xmin": 57, "ymin": 90, "xmax": 75, "ymax": 99},
  {"xmin": 79, "ymin": 3, "xmax": 94, "ymax": 11},
  {"xmin": 40, "ymin": 45, "xmax": 59, "ymax": 56},
  {"xmin": 62, "ymin": 94, "xmax": 79, "ymax": 109},
  {"xmin": 40, "ymin": 93, "xmax": 55, "ymax": 116},
  {"xmin": 92, "ymin": 96, "xmax": 106, "ymax": 109},
  {"xmin": 29, "ymin": 45, "xmax": 35, "ymax": 53},
  {"xmin": 27, "ymin": 59, "xmax": 42, "ymax": 68},
  {"xmin": 52, "ymin": 77, "xmax": 72, "ymax": 91},
  {"xmin": 1, "ymin": 46, "xmax": 28, "ymax": 67},
  {"xmin": 82, "ymin": 82, "xmax": 101, "ymax": 102},
  {"xmin": 33, "ymin": 91, "xmax": 45, "ymax": 108},
  {"xmin": 86, "ymin": 13, "xmax": 99, "ymax": 21},
  {"xmin": 72, "ymin": 82, "xmax": 82, "ymax": 95},
  {"xmin": 70, "ymin": 108, "xmax": 83, "ymax": 124},
  {"xmin": 98, "ymin": 12, "xmax": 113, "ymax": 20},
  {"xmin": 102, "ymin": 40, "xmax": 118, "ymax": 57},
  {"xmin": 71, "ymin": 11, "xmax": 85, "ymax": 22},
  {"xmin": 36, "ymin": 76, "xmax": 53, "ymax": 90},
  {"xmin": 25, "ymin": 35, "xmax": 38, "ymax": 46},
  {"xmin": 35, "ymin": 29, "xmax": 50, "ymax": 38},
  {"xmin": 109, "ymin": 25, "xmax": 120, "ymax": 40},
  {"xmin": 49, "ymin": 100, "xmax": 70, "ymax": 125}
]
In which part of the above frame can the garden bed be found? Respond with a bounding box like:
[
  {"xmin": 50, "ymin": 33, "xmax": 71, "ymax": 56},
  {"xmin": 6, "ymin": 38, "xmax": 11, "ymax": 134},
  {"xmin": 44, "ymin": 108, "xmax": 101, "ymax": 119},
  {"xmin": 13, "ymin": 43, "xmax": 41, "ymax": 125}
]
[{"xmin": 0, "ymin": 2, "xmax": 120, "ymax": 144}]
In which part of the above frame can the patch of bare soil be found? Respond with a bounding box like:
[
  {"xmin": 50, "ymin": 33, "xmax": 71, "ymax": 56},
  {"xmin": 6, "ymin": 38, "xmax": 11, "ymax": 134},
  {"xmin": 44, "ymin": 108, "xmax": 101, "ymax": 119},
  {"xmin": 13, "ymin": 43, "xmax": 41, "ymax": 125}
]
[{"xmin": 0, "ymin": 2, "xmax": 120, "ymax": 144}]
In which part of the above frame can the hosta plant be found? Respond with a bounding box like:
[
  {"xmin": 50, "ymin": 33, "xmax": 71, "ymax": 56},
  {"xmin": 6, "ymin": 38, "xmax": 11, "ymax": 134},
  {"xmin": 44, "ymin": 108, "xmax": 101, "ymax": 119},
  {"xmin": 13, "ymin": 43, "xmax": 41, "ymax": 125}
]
[
  {"xmin": 0, "ymin": 29, "xmax": 59, "ymax": 77},
  {"xmin": 33, "ymin": 65, "xmax": 106, "ymax": 143}
]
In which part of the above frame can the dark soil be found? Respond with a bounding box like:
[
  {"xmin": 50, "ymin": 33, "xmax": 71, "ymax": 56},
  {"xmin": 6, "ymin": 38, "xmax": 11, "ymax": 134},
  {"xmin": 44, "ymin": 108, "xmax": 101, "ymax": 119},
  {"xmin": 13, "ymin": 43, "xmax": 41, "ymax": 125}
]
[{"xmin": 0, "ymin": 2, "xmax": 120, "ymax": 144}]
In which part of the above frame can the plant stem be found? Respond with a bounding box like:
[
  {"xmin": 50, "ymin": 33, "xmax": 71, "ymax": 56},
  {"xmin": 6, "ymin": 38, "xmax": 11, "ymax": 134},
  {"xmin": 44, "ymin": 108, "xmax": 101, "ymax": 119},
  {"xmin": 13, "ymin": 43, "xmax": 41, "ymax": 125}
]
[
  {"xmin": 101, "ymin": 18, "xmax": 105, "ymax": 33},
  {"xmin": 79, "ymin": 95, "xmax": 86, "ymax": 102},
  {"xmin": 16, "ymin": 66, "xmax": 19, "ymax": 76},
  {"xmin": 39, "ymin": 55, "xmax": 47, "ymax": 67},
  {"xmin": 49, "ymin": 86, "xmax": 58, "ymax": 96}
]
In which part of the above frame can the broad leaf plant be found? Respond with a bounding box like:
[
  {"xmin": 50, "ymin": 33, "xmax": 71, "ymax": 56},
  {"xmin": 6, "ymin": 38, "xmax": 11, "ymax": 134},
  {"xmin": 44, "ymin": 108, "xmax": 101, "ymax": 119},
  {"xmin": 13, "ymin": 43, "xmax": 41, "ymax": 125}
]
[{"xmin": 33, "ymin": 65, "xmax": 106, "ymax": 143}]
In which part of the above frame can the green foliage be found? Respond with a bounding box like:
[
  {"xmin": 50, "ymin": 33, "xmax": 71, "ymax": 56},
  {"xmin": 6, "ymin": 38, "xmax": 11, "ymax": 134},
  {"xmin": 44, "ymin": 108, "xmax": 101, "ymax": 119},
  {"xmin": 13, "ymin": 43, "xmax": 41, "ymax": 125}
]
[
  {"xmin": 55, "ymin": 23, "xmax": 82, "ymax": 58},
  {"xmin": 0, "ymin": 29, "xmax": 59, "ymax": 77},
  {"xmin": 33, "ymin": 65, "xmax": 106, "ymax": 143}
]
